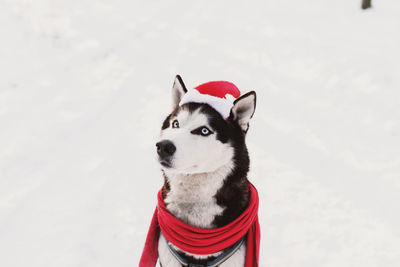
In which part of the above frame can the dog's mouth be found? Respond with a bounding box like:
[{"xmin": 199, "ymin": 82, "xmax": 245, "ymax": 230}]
[{"xmin": 159, "ymin": 159, "xmax": 172, "ymax": 168}]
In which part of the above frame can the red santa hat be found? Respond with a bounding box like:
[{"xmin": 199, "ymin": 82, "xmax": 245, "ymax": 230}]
[{"xmin": 179, "ymin": 81, "xmax": 241, "ymax": 119}]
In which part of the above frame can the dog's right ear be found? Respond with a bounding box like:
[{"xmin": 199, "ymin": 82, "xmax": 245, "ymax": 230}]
[{"xmin": 171, "ymin": 75, "xmax": 187, "ymax": 110}]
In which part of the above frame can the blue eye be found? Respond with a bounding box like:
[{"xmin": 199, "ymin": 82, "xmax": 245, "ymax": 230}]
[
  {"xmin": 191, "ymin": 126, "xmax": 213, "ymax": 136},
  {"xmin": 172, "ymin": 120, "xmax": 179, "ymax": 128},
  {"xmin": 201, "ymin": 127, "xmax": 210, "ymax": 136}
]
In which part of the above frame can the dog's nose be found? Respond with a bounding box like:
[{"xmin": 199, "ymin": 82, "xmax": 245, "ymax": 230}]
[{"xmin": 156, "ymin": 140, "xmax": 176, "ymax": 158}]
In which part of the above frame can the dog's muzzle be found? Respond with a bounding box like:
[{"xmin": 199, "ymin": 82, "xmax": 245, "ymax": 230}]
[{"xmin": 156, "ymin": 140, "xmax": 176, "ymax": 167}]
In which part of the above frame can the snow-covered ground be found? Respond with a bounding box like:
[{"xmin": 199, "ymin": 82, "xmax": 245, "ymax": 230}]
[{"xmin": 1, "ymin": 0, "xmax": 400, "ymax": 266}]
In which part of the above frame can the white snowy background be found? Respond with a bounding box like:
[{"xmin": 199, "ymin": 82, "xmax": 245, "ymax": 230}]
[{"xmin": 1, "ymin": 0, "xmax": 400, "ymax": 266}]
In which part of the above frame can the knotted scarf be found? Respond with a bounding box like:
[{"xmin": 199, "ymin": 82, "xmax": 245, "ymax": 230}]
[{"xmin": 139, "ymin": 183, "xmax": 260, "ymax": 267}]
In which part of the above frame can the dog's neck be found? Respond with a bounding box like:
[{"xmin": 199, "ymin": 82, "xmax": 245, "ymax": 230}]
[
  {"xmin": 162, "ymin": 162, "xmax": 249, "ymax": 229},
  {"xmin": 162, "ymin": 163, "xmax": 232, "ymax": 229}
]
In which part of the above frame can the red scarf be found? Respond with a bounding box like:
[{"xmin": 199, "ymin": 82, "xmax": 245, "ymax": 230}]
[{"xmin": 139, "ymin": 183, "xmax": 260, "ymax": 267}]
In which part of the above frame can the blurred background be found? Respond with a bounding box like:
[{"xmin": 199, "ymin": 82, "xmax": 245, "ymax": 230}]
[{"xmin": 1, "ymin": 0, "xmax": 399, "ymax": 266}]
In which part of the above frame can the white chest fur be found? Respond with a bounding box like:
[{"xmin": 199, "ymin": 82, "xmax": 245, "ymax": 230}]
[{"xmin": 163, "ymin": 163, "xmax": 233, "ymax": 229}]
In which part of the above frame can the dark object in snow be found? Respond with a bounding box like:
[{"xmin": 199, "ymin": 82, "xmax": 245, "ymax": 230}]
[{"xmin": 362, "ymin": 0, "xmax": 372, "ymax": 10}]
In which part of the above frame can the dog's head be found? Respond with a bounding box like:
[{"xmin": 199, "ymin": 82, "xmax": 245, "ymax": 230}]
[{"xmin": 156, "ymin": 75, "xmax": 256, "ymax": 175}]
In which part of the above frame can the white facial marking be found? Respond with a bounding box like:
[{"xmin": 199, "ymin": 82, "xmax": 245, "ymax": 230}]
[{"xmin": 159, "ymin": 108, "xmax": 234, "ymax": 174}]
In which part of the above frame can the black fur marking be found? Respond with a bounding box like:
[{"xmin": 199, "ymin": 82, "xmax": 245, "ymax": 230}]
[
  {"xmin": 213, "ymin": 116, "xmax": 250, "ymax": 227},
  {"xmin": 161, "ymin": 108, "xmax": 181, "ymax": 130},
  {"xmin": 161, "ymin": 114, "xmax": 171, "ymax": 130},
  {"xmin": 162, "ymin": 172, "xmax": 171, "ymax": 199}
]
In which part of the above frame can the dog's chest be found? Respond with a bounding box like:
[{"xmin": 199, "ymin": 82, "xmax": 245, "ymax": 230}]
[
  {"xmin": 164, "ymin": 168, "xmax": 229, "ymax": 228},
  {"xmin": 166, "ymin": 195, "xmax": 223, "ymax": 228}
]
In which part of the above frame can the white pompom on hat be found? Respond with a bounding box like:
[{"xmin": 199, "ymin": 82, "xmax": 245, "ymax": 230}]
[{"xmin": 179, "ymin": 81, "xmax": 241, "ymax": 119}]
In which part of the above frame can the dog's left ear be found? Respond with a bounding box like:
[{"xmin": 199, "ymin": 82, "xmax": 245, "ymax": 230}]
[
  {"xmin": 171, "ymin": 75, "xmax": 187, "ymax": 110},
  {"xmin": 229, "ymin": 91, "xmax": 256, "ymax": 132}
]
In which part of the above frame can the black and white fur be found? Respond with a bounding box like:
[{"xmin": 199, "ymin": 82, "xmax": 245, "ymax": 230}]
[{"xmin": 156, "ymin": 75, "xmax": 256, "ymax": 267}]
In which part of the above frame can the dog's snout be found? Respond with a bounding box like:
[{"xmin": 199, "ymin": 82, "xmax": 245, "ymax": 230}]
[{"xmin": 156, "ymin": 140, "xmax": 176, "ymax": 158}]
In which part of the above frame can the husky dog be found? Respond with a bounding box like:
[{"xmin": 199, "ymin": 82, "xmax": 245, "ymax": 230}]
[{"xmin": 156, "ymin": 75, "xmax": 256, "ymax": 267}]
